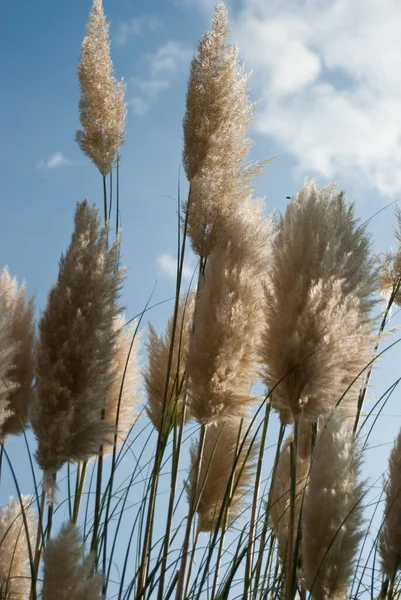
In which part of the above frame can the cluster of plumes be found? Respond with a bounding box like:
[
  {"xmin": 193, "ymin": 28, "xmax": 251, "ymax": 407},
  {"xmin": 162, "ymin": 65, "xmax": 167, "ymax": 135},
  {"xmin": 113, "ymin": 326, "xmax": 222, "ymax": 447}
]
[
  {"xmin": 0, "ymin": 496, "xmax": 36, "ymax": 599},
  {"xmin": 260, "ymin": 181, "xmax": 378, "ymax": 424},
  {"xmin": 0, "ymin": 268, "xmax": 35, "ymax": 439},
  {"xmin": 301, "ymin": 412, "xmax": 364, "ymax": 600},
  {"xmin": 380, "ymin": 428, "xmax": 401, "ymax": 578},
  {"xmin": 187, "ymin": 418, "xmax": 257, "ymax": 532},
  {"xmin": 76, "ymin": 0, "xmax": 126, "ymax": 176},
  {"xmin": 269, "ymin": 420, "xmax": 312, "ymax": 562},
  {"xmin": 103, "ymin": 315, "xmax": 142, "ymax": 454},
  {"xmin": 144, "ymin": 294, "xmax": 195, "ymax": 434},
  {"xmin": 380, "ymin": 208, "xmax": 401, "ymax": 306},
  {"xmin": 42, "ymin": 523, "xmax": 101, "ymax": 600},
  {"xmin": 182, "ymin": 2, "xmax": 268, "ymax": 258},
  {"xmin": 31, "ymin": 201, "xmax": 123, "ymax": 499}
]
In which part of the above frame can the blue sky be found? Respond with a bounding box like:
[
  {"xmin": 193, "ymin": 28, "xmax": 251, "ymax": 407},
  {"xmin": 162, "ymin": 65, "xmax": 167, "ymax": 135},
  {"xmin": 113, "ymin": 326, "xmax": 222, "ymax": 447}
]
[{"xmin": 2, "ymin": 0, "xmax": 401, "ymax": 587}]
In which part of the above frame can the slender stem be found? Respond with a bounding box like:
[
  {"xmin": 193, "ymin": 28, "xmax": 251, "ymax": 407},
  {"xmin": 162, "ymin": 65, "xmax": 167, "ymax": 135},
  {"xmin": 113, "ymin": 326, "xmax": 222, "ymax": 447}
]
[
  {"xmin": 72, "ymin": 461, "xmax": 87, "ymax": 525},
  {"xmin": 175, "ymin": 424, "xmax": 207, "ymax": 600},
  {"xmin": 90, "ymin": 448, "xmax": 104, "ymax": 565},
  {"xmin": 116, "ymin": 155, "xmax": 120, "ymax": 237},
  {"xmin": 137, "ymin": 188, "xmax": 191, "ymax": 598},
  {"xmin": 253, "ymin": 422, "xmax": 286, "ymax": 598},
  {"xmin": 244, "ymin": 403, "xmax": 271, "ymax": 599},
  {"xmin": 285, "ymin": 421, "xmax": 298, "ymax": 600},
  {"xmin": 30, "ymin": 487, "xmax": 46, "ymax": 600},
  {"xmin": 157, "ymin": 405, "xmax": 187, "ymax": 600},
  {"xmin": 103, "ymin": 175, "xmax": 107, "ymax": 225},
  {"xmin": 108, "ymin": 167, "xmax": 113, "ymax": 221},
  {"xmin": 353, "ymin": 277, "xmax": 401, "ymax": 434}
]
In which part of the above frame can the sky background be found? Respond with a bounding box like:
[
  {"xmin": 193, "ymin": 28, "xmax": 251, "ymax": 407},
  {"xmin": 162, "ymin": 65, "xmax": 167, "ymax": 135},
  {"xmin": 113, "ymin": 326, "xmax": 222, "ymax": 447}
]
[{"xmin": 1, "ymin": 0, "xmax": 401, "ymax": 590}]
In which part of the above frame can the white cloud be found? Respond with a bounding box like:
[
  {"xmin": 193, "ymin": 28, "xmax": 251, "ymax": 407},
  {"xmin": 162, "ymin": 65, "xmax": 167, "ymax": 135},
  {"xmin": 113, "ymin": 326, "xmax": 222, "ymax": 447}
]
[
  {"xmin": 156, "ymin": 253, "xmax": 194, "ymax": 281},
  {"xmin": 37, "ymin": 152, "xmax": 72, "ymax": 169},
  {"xmin": 145, "ymin": 41, "xmax": 192, "ymax": 77},
  {"xmin": 129, "ymin": 97, "xmax": 150, "ymax": 116},
  {"xmin": 116, "ymin": 14, "xmax": 162, "ymax": 45},
  {"xmin": 116, "ymin": 18, "xmax": 141, "ymax": 45},
  {"xmin": 172, "ymin": 0, "xmax": 218, "ymax": 16},
  {"xmin": 233, "ymin": 0, "xmax": 401, "ymax": 197},
  {"xmin": 130, "ymin": 41, "xmax": 192, "ymax": 114}
]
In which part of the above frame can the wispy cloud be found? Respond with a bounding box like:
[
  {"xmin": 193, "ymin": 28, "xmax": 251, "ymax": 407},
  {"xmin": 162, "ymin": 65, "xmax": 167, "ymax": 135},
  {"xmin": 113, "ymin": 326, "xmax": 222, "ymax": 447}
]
[
  {"xmin": 129, "ymin": 41, "xmax": 192, "ymax": 115},
  {"xmin": 37, "ymin": 152, "xmax": 72, "ymax": 169},
  {"xmin": 156, "ymin": 253, "xmax": 194, "ymax": 281},
  {"xmin": 116, "ymin": 14, "xmax": 162, "ymax": 45},
  {"xmin": 233, "ymin": 0, "xmax": 401, "ymax": 197}
]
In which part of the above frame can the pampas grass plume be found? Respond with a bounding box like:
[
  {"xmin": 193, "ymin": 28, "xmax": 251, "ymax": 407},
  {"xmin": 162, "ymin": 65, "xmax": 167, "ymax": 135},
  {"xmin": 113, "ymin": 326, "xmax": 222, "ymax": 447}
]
[
  {"xmin": 0, "ymin": 267, "xmax": 35, "ymax": 438},
  {"xmin": 103, "ymin": 315, "xmax": 142, "ymax": 453},
  {"xmin": 0, "ymin": 496, "xmax": 36, "ymax": 599},
  {"xmin": 301, "ymin": 411, "xmax": 364, "ymax": 600},
  {"xmin": 76, "ymin": 0, "xmax": 126, "ymax": 176},
  {"xmin": 183, "ymin": 3, "xmax": 267, "ymax": 257},
  {"xmin": 380, "ymin": 427, "xmax": 401, "ymax": 578},
  {"xmin": 261, "ymin": 181, "xmax": 377, "ymax": 423},
  {"xmin": 187, "ymin": 418, "xmax": 257, "ymax": 532},
  {"xmin": 42, "ymin": 523, "xmax": 102, "ymax": 600},
  {"xmin": 144, "ymin": 294, "xmax": 195, "ymax": 434},
  {"xmin": 31, "ymin": 201, "xmax": 123, "ymax": 499}
]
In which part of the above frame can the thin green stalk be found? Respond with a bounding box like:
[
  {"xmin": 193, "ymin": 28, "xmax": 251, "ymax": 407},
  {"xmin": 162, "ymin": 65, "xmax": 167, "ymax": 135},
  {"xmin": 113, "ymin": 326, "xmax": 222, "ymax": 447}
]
[
  {"xmin": 157, "ymin": 404, "xmax": 187, "ymax": 600},
  {"xmin": 175, "ymin": 424, "xmax": 207, "ymax": 600},
  {"xmin": 103, "ymin": 175, "xmax": 107, "ymax": 225},
  {"xmin": 285, "ymin": 421, "xmax": 298, "ymax": 600},
  {"xmin": 211, "ymin": 421, "xmax": 245, "ymax": 599},
  {"xmin": 353, "ymin": 277, "xmax": 401, "ymax": 434},
  {"xmin": 108, "ymin": 167, "xmax": 113, "ymax": 221},
  {"xmin": 90, "ymin": 448, "xmax": 104, "ymax": 564},
  {"xmin": 137, "ymin": 188, "xmax": 191, "ymax": 598},
  {"xmin": 116, "ymin": 154, "xmax": 120, "ymax": 237},
  {"xmin": 244, "ymin": 403, "xmax": 271, "ymax": 600},
  {"xmin": 72, "ymin": 460, "xmax": 87, "ymax": 524},
  {"xmin": 253, "ymin": 422, "xmax": 286, "ymax": 598}
]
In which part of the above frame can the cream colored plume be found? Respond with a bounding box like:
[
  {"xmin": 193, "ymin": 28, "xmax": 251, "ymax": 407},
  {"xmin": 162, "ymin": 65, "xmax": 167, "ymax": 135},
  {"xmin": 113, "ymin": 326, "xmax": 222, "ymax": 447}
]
[
  {"xmin": 76, "ymin": 0, "xmax": 126, "ymax": 176},
  {"xmin": 186, "ymin": 199, "xmax": 270, "ymax": 423},
  {"xmin": 380, "ymin": 427, "xmax": 401, "ymax": 578},
  {"xmin": 0, "ymin": 268, "xmax": 35, "ymax": 438},
  {"xmin": 269, "ymin": 421, "xmax": 311, "ymax": 563},
  {"xmin": 380, "ymin": 208, "xmax": 401, "ymax": 306},
  {"xmin": 301, "ymin": 411, "xmax": 364, "ymax": 600},
  {"xmin": 0, "ymin": 496, "xmax": 36, "ymax": 599},
  {"xmin": 144, "ymin": 293, "xmax": 195, "ymax": 434},
  {"xmin": 261, "ymin": 181, "xmax": 377, "ymax": 423},
  {"xmin": 31, "ymin": 201, "xmax": 123, "ymax": 499},
  {"xmin": 103, "ymin": 315, "xmax": 142, "ymax": 453},
  {"xmin": 42, "ymin": 523, "xmax": 102, "ymax": 600},
  {"xmin": 187, "ymin": 418, "xmax": 257, "ymax": 532},
  {"xmin": 183, "ymin": 3, "xmax": 268, "ymax": 257}
]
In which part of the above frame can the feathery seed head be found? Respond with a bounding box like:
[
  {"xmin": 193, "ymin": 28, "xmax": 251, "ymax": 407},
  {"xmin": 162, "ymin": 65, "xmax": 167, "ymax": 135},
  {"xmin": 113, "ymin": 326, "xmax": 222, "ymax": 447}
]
[
  {"xmin": 42, "ymin": 523, "xmax": 102, "ymax": 600},
  {"xmin": 103, "ymin": 315, "xmax": 142, "ymax": 454},
  {"xmin": 183, "ymin": 3, "xmax": 268, "ymax": 257},
  {"xmin": 260, "ymin": 181, "xmax": 377, "ymax": 423},
  {"xmin": 380, "ymin": 427, "xmax": 401, "ymax": 578},
  {"xmin": 186, "ymin": 203, "xmax": 270, "ymax": 423},
  {"xmin": 0, "ymin": 496, "xmax": 36, "ymax": 599},
  {"xmin": 187, "ymin": 418, "xmax": 257, "ymax": 532},
  {"xmin": 301, "ymin": 411, "xmax": 364, "ymax": 600},
  {"xmin": 76, "ymin": 0, "xmax": 126, "ymax": 175},
  {"xmin": 31, "ymin": 201, "xmax": 123, "ymax": 498},
  {"xmin": 0, "ymin": 268, "xmax": 35, "ymax": 438},
  {"xmin": 380, "ymin": 210, "xmax": 401, "ymax": 305},
  {"xmin": 144, "ymin": 294, "xmax": 195, "ymax": 434}
]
